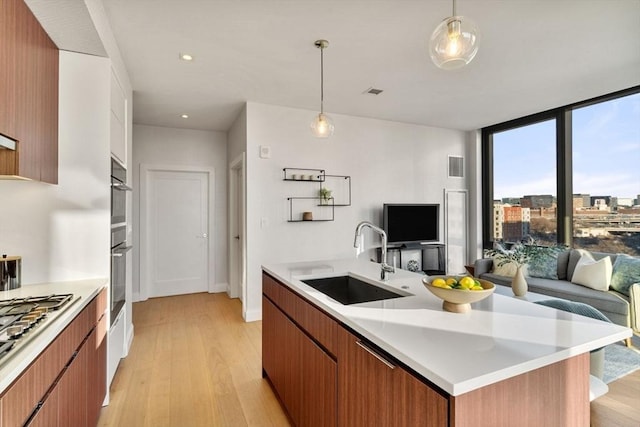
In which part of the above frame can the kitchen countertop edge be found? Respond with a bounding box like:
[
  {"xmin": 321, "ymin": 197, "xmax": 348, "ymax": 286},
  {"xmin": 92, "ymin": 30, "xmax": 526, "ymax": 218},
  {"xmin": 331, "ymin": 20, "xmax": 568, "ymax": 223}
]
[{"xmin": 0, "ymin": 278, "xmax": 108, "ymax": 394}]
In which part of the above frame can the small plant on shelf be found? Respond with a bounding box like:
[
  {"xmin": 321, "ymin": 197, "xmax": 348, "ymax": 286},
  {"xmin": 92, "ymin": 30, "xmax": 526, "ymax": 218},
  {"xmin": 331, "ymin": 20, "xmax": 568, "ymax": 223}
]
[{"xmin": 319, "ymin": 187, "xmax": 332, "ymax": 205}]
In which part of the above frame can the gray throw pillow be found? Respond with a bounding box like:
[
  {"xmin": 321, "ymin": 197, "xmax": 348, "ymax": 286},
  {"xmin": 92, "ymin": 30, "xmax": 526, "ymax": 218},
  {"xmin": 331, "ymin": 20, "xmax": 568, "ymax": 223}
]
[
  {"xmin": 557, "ymin": 250, "xmax": 571, "ymax": 280},
  {"xmin": 610, "ymin": 254, "xmax": 640, "ymax": 296},
  {"xmin": 527, "ymin": 246, "xmax": 565, "ymax": 280}
]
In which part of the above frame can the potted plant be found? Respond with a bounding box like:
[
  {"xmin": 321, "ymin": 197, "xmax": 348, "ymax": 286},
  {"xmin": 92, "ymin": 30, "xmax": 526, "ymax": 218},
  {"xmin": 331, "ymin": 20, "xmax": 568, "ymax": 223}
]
[
  {"xmin": 485, "ymin": 243, "xmax": 542, "ymax": 296},
  {"xmin": 319, "ymin": 187, "xmax": 332, "ymax": 205}
]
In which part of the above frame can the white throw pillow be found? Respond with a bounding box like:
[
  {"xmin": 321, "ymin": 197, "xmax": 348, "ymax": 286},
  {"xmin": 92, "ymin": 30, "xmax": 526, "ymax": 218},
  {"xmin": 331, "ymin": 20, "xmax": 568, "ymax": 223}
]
[
  {"xmin": 570, "ymin": 255, "xmax": 612, "ymax": 291},
  {"xmin": 493, "ymin": 260, "xmax": 517, "ymax": 277}
]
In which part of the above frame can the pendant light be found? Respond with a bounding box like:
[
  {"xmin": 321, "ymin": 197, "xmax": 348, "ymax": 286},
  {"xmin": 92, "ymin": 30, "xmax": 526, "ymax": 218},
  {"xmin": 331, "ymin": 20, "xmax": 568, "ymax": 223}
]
[
  {"xmin": 429, "ymin": 0, "xmax": 479, "ymax": 70},
  {"xmin": 310, "ymin": 39, "xmax": 334, "ymax": 138}
]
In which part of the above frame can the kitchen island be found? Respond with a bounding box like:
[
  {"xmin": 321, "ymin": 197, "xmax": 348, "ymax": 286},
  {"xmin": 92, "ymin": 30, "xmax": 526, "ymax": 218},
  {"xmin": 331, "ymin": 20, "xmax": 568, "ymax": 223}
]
[
  {"xmin": 0, "ymin": 278, "xmax": 108, "ymax": 426},
  {"xmin": 262, "ymin": 259, "xmax": 631, "ymax": 427}
]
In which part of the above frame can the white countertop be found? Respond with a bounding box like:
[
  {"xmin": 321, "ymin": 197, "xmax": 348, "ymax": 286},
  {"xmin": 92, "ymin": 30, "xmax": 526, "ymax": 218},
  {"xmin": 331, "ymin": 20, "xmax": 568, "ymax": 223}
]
[
  {"xmin": 0, "ymin": 278, "xmax": 108, "ymax": 393},
  {"xmin": 262, "ymin": 258, "xmax": 632, "ymax": 396}
]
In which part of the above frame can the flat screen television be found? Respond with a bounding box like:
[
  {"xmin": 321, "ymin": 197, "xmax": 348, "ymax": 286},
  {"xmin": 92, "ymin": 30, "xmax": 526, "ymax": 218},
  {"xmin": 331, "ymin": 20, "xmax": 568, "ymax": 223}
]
[{"xmin": 383, "ymin": 203, "xmax": 440, "ymax": 245}]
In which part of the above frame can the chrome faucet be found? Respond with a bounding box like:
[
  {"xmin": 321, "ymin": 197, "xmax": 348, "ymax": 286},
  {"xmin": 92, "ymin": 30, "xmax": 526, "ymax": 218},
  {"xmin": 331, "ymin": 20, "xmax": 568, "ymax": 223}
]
[{"xmin": 354, "ymin": 221, "xmax": 395, "ymax": 281}]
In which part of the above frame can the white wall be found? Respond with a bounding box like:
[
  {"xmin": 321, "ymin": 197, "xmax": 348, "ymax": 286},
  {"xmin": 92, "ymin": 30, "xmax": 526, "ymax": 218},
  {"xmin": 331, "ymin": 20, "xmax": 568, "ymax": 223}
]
[
  {"xmin": 243, "ymin": 102, "xmax": 468, "ymax": 320},
  {"xmin": 132, "ymin": 124, "xmax": 228, "ymax": 299},
  {"xmin": 0, "ymin": 51, "xmax": 110, "ymax": 285},
  {"xmin": 228, "ymin": 105, "xmax": 247, "ymax": 163}
]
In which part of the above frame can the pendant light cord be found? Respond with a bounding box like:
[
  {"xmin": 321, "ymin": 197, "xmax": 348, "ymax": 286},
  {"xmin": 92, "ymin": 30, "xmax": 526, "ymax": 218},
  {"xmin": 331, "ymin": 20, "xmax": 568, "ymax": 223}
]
[
  {"xmin": 452, "ymin": 0, "xmax": 457, "ymax": 16},
  {"xmin": 320, "ymin": 46, "xmax": 324, "ymax": 114}
]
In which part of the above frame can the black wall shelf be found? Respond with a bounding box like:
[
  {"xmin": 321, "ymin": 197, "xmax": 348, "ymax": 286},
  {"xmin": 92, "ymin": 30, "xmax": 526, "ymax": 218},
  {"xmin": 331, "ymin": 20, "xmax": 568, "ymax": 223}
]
[
  {"xmin": 283, "ymin": 168, "xmax": 325, "ymax": 182},
  {"xmin": 320, "ymin": 175, "xmax": 351, "ymax": 206},
  {"xmin": 284, "ymin": 167, "xmax": 350, "ymax": 222},
  {"xmin": 287, "ymin": 197, "xmax": 335, "ymax": 222}
]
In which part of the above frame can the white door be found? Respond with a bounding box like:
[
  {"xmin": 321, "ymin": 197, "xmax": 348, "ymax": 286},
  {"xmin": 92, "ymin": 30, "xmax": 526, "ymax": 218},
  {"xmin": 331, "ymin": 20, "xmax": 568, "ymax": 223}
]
[
  {"xmin": 143, "ymin": 168, "xmax": 210, "ymax": 298},
  {"xmin": 445, "ymin": 190, "xmax": 468, "ymax": 275}
]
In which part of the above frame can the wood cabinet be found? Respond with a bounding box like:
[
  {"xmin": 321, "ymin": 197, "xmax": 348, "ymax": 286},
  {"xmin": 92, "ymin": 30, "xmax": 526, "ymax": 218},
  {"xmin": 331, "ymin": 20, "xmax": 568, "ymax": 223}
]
[
  {"xmin": 0, "ymin": 0, "xmax": 17, "ymax": 141},
  {"xmin": 0, "ymin": 288, "xmax": 107, "ymax": 427},
  {"xmin": 263, "ymin": 282, "xmax": 337, "ymax": 426},
  {"xmin": 88, "ymin": 314, "xmax": 108, "ymax": 426},
  {"xmin": 263, "ymin": 272, "xmax": 593, "ymax": 427},
  {"xmin": 337, "ymin": 327, "xmax": 447, "ymax": 427},
  {"xmin": 57, "ymin": 333, "xmax": 89, "ymax": 427},
  {"xmin": 24, "ymin": 386, "xmax": 58, "ymax": 427},
  {"xmin": 0, "ymin": 0, "xmax": 59, "ymax": 183},
  {"xmin": 262, "ymin": 272, "xmax": 447, "ymax": 427}
]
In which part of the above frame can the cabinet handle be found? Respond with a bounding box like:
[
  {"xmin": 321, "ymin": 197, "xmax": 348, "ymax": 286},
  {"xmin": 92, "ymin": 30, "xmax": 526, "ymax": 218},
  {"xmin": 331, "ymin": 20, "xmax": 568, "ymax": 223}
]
[{"xmin": 355, "ymin": 340, "xmax": 395, "ymax": 369}]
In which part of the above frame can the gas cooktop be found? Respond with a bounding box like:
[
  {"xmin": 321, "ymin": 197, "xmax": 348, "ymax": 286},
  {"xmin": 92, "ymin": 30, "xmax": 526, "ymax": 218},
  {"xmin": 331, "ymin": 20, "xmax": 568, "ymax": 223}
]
[{"xmin": 0, "ymin": 294, "xmax": 78, "ymax": 365}]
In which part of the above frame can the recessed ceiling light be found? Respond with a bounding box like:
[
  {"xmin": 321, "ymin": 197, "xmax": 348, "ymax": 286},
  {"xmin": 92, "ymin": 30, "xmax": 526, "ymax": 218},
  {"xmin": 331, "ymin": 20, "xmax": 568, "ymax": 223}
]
[
  {"xmin": 179, "ymin": 53, "xmax": 194, "ymax": 61},
  {"xmin": 181, "ymin": 114, "xmax": 189, "ymax": 119}
]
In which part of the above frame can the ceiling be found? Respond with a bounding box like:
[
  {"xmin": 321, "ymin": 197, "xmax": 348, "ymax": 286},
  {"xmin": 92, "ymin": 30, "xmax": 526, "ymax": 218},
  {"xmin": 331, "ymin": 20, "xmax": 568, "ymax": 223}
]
[{"xmin": 29, "ymin": 0, "xmax": 640, "ymax": 132}]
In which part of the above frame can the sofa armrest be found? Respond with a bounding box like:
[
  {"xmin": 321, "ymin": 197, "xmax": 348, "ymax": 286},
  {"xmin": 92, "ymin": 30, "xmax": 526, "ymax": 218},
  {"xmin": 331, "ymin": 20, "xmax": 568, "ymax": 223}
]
[
  {"xmin": 474, "ymin": 258, "xmax": 494, "ymax": 277},
  {"xmin": 629, "ymin": 282, "xmax": 640, "ymax": 333}
]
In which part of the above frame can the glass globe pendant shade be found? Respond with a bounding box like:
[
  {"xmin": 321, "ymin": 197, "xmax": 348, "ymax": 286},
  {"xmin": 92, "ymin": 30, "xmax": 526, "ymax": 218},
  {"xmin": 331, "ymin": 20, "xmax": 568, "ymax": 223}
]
[
  {"xmin": 310, "ymin": 112, "xmax": 334, "ymax": 138},
  {"xmin": 429, "ymin": 16, "xmax": 479, "ymax": 70}
]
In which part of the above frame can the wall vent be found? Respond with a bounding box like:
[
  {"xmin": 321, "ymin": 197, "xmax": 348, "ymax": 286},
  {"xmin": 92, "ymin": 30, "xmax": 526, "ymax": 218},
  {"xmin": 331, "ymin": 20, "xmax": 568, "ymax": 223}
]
[
  {"xmin": 448, "ymin": 156, "xmax": 464, "ymax": 178},
  {"xmin": 363, "ymin": 87, "xmax": 383, "ymax": 95}
]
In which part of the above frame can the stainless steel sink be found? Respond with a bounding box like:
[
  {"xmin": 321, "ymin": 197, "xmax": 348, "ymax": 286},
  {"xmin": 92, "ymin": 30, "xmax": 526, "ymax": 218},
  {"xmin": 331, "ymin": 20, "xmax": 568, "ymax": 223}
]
[{"xmin": 301, "ymin": 275, "xmax": 409, "ymax": 305}]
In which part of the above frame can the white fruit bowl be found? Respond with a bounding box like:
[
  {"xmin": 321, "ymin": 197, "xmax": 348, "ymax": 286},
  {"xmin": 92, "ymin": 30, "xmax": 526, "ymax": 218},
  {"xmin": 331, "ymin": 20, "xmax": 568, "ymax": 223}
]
[{"xmin": 422, "ymin": 276, "xmax": 495, "ymax": 313}]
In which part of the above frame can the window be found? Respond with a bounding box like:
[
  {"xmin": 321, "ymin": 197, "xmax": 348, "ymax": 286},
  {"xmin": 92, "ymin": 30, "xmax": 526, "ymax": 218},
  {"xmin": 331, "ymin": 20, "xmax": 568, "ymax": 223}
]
[
  {"xmin": 572, "ymin": 93, "xmax": 640, "ymax": 255},
  {"xmin": 492, "ymin": 120, "xmax": 557, "ymax": 246},
  {"xmin": 482, "ymin": 86, "xmax": 640, "ymax": 256}
]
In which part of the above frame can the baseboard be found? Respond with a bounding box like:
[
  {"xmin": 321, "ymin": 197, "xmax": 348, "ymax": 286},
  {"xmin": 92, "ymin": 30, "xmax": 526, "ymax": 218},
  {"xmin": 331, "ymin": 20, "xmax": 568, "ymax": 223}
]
[
  {"xmin": 209, "ymin": 282, "xmax": 228, "ymax": 293},
  {"xmin": 132, "ymin": 291, "xmax": 143, "ymax": 302},
  {"xmin": 243, "ymin": 308, "xmax": 261, "ymax": 322},
  {"xmin": 124, "ymin": 324, "xmax": 134, "ymax": 357}
]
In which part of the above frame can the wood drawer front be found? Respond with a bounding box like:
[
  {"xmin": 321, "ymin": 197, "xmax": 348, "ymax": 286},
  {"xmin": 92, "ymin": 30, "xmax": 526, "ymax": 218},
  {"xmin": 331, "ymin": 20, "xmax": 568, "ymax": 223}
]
[
  {"xmin": 24, "ymin": 385, "xmax": 59, "ymax": 427},
  {"xmin": 0, "ymin": 338, "xmax": 62, "ymax": 427},
  {"xmin": 57, "ymin": 304, "xmax": 89, "ymax": 361},
  {"xmin": 87, "ymin": 317, "xmax": 107, "ymax": 427},
  {"xmin": 0, "ymin": 293, "xmax": 101, "ymax": 427},
  {"xmin": 263, "ymin": 272, "xmax": 337, "ymax": 355},
  {"xmin": 95, "ymin": 288, "xmax": 107, "ymax": 322},
  {"xmin": 337, "ymin": 327, "xmax": 448, "ymax": 427},
  {"xmin": 83, "ymin": 288, "xmax": 105, "ymax": 328}
]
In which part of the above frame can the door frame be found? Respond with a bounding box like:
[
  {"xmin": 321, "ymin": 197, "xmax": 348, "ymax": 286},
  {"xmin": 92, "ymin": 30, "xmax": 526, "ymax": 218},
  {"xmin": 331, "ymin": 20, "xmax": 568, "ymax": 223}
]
[
  {"xmin": 139, "ymin": 164, "xmax": 216, "ymax": 301},
  {"xmin": 228, "ymin": 153, "xmax": 247, "ymax": 304},
  {"xmin": 444, "ymin": 189, "xmax": 469, "ymax": 275}
]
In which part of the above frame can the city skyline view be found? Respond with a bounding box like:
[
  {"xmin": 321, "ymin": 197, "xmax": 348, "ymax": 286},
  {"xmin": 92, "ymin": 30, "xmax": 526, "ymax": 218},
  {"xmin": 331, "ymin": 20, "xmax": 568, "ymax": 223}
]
[{"xmin": 493, "ymin": 92, "xmax": 640, "ymax": 201}]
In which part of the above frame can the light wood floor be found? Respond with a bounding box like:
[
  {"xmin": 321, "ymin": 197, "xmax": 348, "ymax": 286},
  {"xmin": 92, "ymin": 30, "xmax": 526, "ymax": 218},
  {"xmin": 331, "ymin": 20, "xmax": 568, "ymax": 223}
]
[
  {"xmin": 97, "ymin": 293, "xmax": 290, "ymax": 427},
  {"xmin": 591, "ymin": 350, "xmax": 640, "ymax": 427},
  {"xmin": 98, "ymin": 293, "xmax": 639, "ymax": 427}
]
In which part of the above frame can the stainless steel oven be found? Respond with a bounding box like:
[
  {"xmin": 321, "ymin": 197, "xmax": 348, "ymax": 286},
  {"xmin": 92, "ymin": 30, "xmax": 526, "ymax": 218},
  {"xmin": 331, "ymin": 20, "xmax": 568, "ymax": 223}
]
[
  {"xmin": 111, "ymin": 158, "xmax": 131, "ymax": 225},
  {"xmin": 111, "ymin": 225, "xmax": 131, "ymax": 325},
  {"xmin": 110, "ymin": 157, "xmax": 132, "ymax": 325}
]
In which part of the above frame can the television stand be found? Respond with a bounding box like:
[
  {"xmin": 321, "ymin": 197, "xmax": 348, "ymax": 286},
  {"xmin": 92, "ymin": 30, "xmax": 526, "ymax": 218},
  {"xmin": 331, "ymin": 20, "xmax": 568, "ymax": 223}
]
[{"xmin": 379, "ymin": 243, "xmax": 446, "ymax": 276}]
